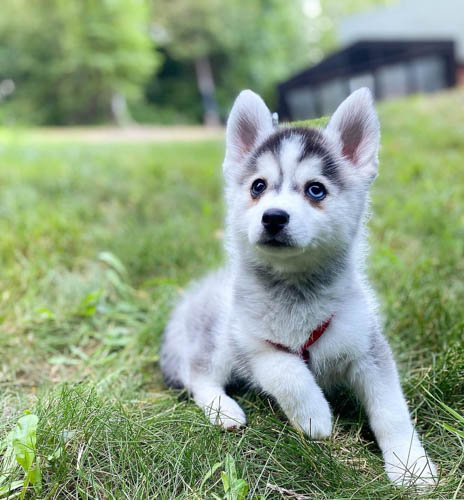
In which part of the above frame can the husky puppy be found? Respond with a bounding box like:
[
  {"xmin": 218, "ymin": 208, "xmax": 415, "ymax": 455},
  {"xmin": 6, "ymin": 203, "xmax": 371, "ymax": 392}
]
[{"xmin": 161, "ymin": 89, "xmax": 436, "ymax": 486}]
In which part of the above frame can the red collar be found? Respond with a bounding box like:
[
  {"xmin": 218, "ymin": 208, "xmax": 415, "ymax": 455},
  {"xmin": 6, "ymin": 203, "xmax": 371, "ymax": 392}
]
[{"xmin": 266, "ymin": 315, "xmax": 333, "ymax": 361}]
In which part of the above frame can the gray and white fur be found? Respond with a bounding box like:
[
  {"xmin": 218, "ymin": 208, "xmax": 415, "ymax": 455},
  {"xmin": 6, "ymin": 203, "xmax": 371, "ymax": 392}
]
[{"xmin": 160, "ymin": 89, "xmax": 437, "ymax": 487}]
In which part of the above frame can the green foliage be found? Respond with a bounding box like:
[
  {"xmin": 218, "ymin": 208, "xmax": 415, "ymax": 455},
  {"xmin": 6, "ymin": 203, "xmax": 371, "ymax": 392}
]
[
  {"xmin": 0, "ymin": 90, "xmax": 463, "ymax": 497},
  {"xmin": 132, "ymin": 53, "xmax": 204, "ymax": 124},
  {"xmin": 315, "ymin": 0, "xmax": 397, "ymax": 50},
  {"xmin": 220, "ymin": 455, "xmax": 249, "ymax": 500},
  {"xmin": 0, "ymin": 413, "xmax": 41, "ymax": 499},
  {"xmin": 0, "ymin": 0, "xmax": 159, "ymax": 125},
  {"xmin": 152, "ymin": 0, "xmax": 311, "ymax": 114},
  {"xmin": 0, "ymin": 0, "xmax": 397, "ymax": 124},
  {"xmin": 149, "ymin": 0, "xmax": 398, "ymax": 119},
  {"xmin": 423, "ymin": 387, "xmax": 464, "ymax": 439}
]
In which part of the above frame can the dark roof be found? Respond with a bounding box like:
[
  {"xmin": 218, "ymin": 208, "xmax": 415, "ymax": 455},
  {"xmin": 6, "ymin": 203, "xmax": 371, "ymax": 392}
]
[{"xmin": 279, "ymin": 39, "xmax": 455, "ymax": 92}]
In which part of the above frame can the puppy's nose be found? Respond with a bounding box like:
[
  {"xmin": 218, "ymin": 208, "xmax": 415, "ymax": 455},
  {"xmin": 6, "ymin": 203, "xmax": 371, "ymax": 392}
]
[{"xmin": 262, "ymin": 209, "xmax": 289, "ymax": 236}]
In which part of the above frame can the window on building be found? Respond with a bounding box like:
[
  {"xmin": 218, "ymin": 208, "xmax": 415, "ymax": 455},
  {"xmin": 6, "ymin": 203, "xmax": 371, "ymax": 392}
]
[
  {"xmin": 349, "ymin": 73, "xmax": 375, "ymax": 94},
  {"xmin": 411, "ymin": 56, "xmax": 446, "ymax": 93},
  {"xmin": 286, "ymin": 87, "xmax": 318, "ymax": 120},
  {"xmin": 318, "ymin": 78, "xmax": 347, "ymax": 115},
  {"xmin": 377, "ymin": 63, "xmax": 409, "ymax": 98}
]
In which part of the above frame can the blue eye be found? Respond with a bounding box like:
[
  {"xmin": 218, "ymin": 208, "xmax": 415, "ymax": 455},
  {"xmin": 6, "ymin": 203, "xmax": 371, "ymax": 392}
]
[
  {"xmin": 306, "ymin": 182, "xmax": 327, "ymax": 201},
  {"xmin": 251, "ymin": 179, "xmax": 267, "ymax": 198}
]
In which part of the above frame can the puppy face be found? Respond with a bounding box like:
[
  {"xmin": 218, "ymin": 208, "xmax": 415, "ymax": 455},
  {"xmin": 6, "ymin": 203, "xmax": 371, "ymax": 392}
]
[{"xmin": 223, "ymin": 89, "xmax": 380, "ymax": 264}]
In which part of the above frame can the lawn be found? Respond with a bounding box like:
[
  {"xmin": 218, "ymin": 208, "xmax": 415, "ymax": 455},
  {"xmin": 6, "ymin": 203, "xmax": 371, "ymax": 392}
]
[{"xmin": 0, "ymin": 90, "xmax": 463, "ymax": 499}]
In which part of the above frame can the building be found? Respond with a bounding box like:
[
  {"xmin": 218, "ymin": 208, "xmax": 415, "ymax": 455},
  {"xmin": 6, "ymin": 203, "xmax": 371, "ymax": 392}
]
[
  {"xmin": 278, "ymin": 0, "xmax": 462, "ymax": 120},
  {"xmin": 277, "ymin": 40, "xmax": 456, "ymax": 120},
  {"xmin": 340, "ymin": 0, "xmax": 464, "ymax": 84}
]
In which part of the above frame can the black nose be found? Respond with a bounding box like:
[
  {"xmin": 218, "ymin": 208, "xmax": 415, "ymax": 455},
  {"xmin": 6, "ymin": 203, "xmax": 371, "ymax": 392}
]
[{"xmin": 262, "ymin": 209, "xmax": 290, "ymax": 236}]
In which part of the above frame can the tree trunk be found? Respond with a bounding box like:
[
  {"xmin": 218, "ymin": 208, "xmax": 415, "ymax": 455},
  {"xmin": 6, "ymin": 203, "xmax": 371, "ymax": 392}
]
[
  {"xmin": 194, "ymin": 56, "xmax": 220, "ymax": 126},
  {"xmin": 111, "ymin": 92, "xmax": 133, "ymax": 127}
]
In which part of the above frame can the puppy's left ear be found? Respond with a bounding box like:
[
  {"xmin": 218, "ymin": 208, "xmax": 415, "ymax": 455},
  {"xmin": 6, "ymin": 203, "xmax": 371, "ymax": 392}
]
[
  {"xmin": 326, "ymin": 88, "xmax": 380, "ymax": 178},
  {"xmin": 224, "ymin": 90, "xmax": 273, "ymax": 167}
]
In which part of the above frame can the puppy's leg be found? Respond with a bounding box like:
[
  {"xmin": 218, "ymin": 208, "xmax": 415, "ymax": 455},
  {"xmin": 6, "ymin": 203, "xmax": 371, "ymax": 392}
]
[
  {"xmin": 350, "ymin": 335, "xmax": 437, "ymax": 487},
  {"xmin": 190, "ymin": 375, "xmax": 246, "ymax": 430},
  {"xmin": 250, "ymin": 349, "xmax": 332, "ymax": 439}
]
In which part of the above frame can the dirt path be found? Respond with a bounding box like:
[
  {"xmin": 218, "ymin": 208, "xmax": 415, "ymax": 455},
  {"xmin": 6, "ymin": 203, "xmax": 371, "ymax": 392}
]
[{"xmin": 18, "ymin": 125, "xmax": 225, "ymax": 143}]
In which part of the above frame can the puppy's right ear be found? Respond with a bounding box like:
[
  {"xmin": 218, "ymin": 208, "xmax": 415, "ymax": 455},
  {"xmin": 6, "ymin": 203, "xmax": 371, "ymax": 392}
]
[{"xmin": 225, "ymin": 90, "xmax": 273, "ymax": 166}]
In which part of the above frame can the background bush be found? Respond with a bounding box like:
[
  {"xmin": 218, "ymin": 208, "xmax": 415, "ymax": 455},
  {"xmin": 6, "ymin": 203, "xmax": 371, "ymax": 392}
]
[{"xmin": 0, "ymin": 0, "xmax": 159, "ymax": 125}]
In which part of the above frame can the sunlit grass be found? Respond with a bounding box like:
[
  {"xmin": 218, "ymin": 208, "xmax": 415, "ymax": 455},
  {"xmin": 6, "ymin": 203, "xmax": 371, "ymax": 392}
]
[{"xmin": 1, "ymin": 90, "xmax": 463, "ymax": 498}]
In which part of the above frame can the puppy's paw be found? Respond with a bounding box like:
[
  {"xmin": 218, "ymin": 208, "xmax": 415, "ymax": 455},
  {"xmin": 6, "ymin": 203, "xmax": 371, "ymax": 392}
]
[
  {"xmin": 298, "ymin": 415, "xmax": 332, "ymax": 439},
  {"xmin": 204, "ymin": 395, "xmax": 246, "ymax": 430},
  {"xmin": 384, "ymin": 447, "xmax": 437, "ymax": 488},
  {"xmin": 291, "ymin": 401, "xmax": 333, "ymax": 440}
]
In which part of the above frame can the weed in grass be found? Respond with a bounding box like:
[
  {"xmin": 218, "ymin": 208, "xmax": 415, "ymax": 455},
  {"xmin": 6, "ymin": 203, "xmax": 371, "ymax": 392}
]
[{"xmin": 0, "ymin": 412, "xmax": 41, "ymax": 499}]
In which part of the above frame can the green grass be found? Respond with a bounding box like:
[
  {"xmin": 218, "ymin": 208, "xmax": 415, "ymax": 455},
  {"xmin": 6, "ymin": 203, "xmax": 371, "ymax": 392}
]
[{"xmin": 1, "ymin": 89, "xmax": 463, "ymax": 499}]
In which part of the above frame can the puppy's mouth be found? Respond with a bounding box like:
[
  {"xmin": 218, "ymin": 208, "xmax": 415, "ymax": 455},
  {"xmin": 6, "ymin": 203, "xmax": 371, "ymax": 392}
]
[
  {"xmin": 257, "ymin": 235, "xmax": 295, "ymax": 249},
  {"xmin": 255, "ymin": 234, "xmax": 306, "ymax": 258},
  {"xmin": 260, "ymin": 238, "xmax": 292, "ymax": 248}
]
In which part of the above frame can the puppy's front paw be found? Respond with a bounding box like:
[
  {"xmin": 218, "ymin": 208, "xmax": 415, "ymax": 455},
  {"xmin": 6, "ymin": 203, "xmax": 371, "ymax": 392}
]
[
  {"xmin": 384, "ymin": 447, "xmax": 437, "ymax": 488},
  {"xmin": 299, "ymin": 416, "xmax": 332, "ymax": 440},
  {"xmin": 291, "ymin": 401, "xmax": 333, "ymax": 440},
  {"xmin": 204, "ymin": 395, "xmax": 246, "ymax": 430}
]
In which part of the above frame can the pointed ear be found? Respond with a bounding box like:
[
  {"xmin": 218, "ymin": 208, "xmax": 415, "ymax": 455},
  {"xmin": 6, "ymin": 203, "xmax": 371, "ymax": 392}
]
[
  {"xmin": 326, "ymin": 88, "xmax": 380, "ymax": 174},
  {"xmin": 225, "ymin": 90, "xmax": 273, "ymax": 165}
]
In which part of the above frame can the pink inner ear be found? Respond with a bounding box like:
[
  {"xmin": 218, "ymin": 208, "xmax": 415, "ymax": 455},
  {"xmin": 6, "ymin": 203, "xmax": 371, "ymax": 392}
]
[
  {"xmin": 236, "ymin": 115, "xmax": 258, "ymax": 155},
  {"xmin": 341, "ymin": 118, "xmax": 363, "ymax": 166}
]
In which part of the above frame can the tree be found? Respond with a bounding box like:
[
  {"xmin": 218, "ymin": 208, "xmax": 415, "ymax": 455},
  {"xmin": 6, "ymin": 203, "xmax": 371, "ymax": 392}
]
[
  {"xmin": 0, "ymin": 0, "xmax": 160, "ymax": 125},
  {"xmin": 149, "ymin": 0, "xmax": 396, "ymax": 124},
  {"xmin": 152, "ymin": 0, "xmax": 311, "ymax": 124}
]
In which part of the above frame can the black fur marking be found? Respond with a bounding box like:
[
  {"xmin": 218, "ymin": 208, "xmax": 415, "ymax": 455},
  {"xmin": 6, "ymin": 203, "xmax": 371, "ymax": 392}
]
[
  {"xmin": 297, "ymin": 128, "xmax": 344, "ymax": 188},
  {"xmin": 321, "ymin": 156, "xmax": 343, "ymax": 188},
  {"xmin": 296, "ymin": 127, "xmax": 330, "ymax": 161},
  {"xmin": 251, "ymin": 127, "xmax": 344, "ymax": 189}
]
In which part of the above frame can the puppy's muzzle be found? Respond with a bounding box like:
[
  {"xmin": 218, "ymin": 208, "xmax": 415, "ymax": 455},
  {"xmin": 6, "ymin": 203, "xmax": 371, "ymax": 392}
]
[{"xmin": 262, "ymin": 209, "xmax": 289, "ymax": 237}]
